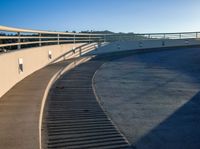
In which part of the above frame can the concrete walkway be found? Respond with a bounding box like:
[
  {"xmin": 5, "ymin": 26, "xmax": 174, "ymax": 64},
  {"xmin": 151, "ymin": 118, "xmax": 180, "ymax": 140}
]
[
  {"xmin": 43, "ymin": 58, "xmax": 131, "ymax": 149},
  {"xmin": 94, "ymin": 47, "xmax": 200, "ymax": 149},
  {"xmin": 1, "ymin": 46, "xmax": 200, "ymax": 149},
  {"xmin": 0, "ymin": 59, "xmax": 78, "ymax": 149}
]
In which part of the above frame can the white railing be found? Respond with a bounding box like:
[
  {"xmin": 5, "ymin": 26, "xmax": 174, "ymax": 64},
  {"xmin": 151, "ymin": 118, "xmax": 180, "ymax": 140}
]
[
  {"xmin": 1, "ymin": 25, "xmax": 200, "ymax": 52},
  {"xmin": 0, "ymin": 25, "xmax": 106, "ymax": 52},
  {"xmin": 106, "ymin": 32, "xmax": 200, "ymax": 42}
]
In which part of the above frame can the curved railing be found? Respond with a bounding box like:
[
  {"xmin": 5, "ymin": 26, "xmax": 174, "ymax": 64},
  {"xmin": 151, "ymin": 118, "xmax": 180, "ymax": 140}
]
[
  {"xmin": 1, "ymin": 25, "xmax": 200, "ymax": 53},
  {"xmin": 0, "ymin": 25, "xmax": 106, "ymax": 52},
  {"xmin": 106, "ymin": 31, "xmax": 200, "ymax": 42}
]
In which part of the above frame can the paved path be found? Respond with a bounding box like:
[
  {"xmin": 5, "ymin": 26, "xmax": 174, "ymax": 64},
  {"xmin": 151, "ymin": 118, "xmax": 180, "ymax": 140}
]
[
  {"xmin": 0, "ymin": 60, "xmax": 75, "ymax": 149},
  {"xmin": 0, "ymin": 49, "xmax": 137, "ymax": 149},
  {"xmin": 43, "ymin": 58, "xmax": 131, "ymax": 149},
  {"xmin": 94, "ymin": 47, "xmax": 200, "ymax": 149},
  {"xmin": 1, "ymin": 46, "xmax": 200, "ymax": 149}
]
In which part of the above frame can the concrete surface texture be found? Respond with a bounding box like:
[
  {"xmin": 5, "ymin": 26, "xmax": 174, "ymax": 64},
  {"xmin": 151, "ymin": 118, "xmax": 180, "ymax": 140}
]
[
  {"xmin": 94, "ymin": 47, "xmax": 200, "ymax": 149},
  {"xmin": 0, "ymin": 58, "xmax": 84, "ymax": 149},
  {"xmin": 43, "ymin": 59, "xmax": 131, "ymax": 148}
]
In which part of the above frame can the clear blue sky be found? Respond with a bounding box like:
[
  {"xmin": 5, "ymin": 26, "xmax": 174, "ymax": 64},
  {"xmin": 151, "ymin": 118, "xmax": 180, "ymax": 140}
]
[{"xmin": 1, "ymin": 0, "xmax": 200, "ymax": 33}]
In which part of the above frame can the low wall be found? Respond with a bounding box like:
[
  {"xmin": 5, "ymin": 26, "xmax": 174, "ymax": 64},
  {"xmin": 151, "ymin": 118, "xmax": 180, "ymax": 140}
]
[
  {"xmin": 1, "ymin": 38, "xmax": 200, "ymax": 98},
  {"xmin": 90, "ymin": 38, "xmax": 200, "ymax": 55},
  {"xmin": 0, "ymin": 43, "xmax": 86, "ymax": 98}
]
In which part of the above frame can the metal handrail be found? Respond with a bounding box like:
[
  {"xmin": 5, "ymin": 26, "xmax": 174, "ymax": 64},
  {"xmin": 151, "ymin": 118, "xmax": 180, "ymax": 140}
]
[
  {"xmin": 0, "ymin": 25, "xmax": 107, "ymax": 51},
  {"xmin": 0, "ymin": 25, "xmax": 104, "ymax": 36},
  {"xmin": 0, "ymin": 25, "xmax": 200, "ymax": 52},
  {"xmin": 106, "ymin": 32, "xmax": 199, "ymax": 42},
  {"xmin": 0, "ymin": 36, "xmax": 103, "ymax": 39}
]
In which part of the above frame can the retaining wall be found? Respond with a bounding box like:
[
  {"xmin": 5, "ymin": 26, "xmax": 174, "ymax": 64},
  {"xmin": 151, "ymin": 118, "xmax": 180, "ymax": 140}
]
[
  {"xmin": 0, "ymin": 43, "xmax": 86, "ymax": 98},
  {"xmin": 91, "ymin": 38, "xmax": 200, "ymax": 54}
]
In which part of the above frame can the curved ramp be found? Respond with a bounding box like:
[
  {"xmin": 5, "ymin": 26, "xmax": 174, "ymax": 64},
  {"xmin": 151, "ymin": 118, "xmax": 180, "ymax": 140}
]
[
  {"xmin": 0, "ymin": 57, "xmax": 92, "ymax": 149},
  {"xmin": 0, "ymin": 60, "xmax": 74, "ymax": 149},
  {"xmin": 1, "ymin": 46, "xmax": 197, "ymax": 149},
  {"xmin": 43, "ymin": 58, "xmax": 131, "ymax": 149}
]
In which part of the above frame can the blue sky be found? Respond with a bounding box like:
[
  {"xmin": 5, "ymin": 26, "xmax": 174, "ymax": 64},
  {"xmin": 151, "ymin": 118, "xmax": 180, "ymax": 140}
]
[{"xmin": 1, "ymin": 0, "xmax": 200, "ymax": 33}]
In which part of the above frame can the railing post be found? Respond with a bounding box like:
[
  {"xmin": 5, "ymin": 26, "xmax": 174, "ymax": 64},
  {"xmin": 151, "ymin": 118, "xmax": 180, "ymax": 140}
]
[
  {"xmin": 73, "ymin": 34, "xmax": 76, "ymax": 45},
  {"xmin": 57, "ymin": 34, "xmax": 60, "ymax": 45},
  {"xmin": 89, "ymin": 34, "xmax": 91, "ymax": 44},
  {"xmin": 196, "ymin": 32, "xmax": 198, "ymax": 38},
  {"xmin": 17, "ymin": 32, "xmax": 21, "ymax": 50},
  {"xmin": 163, "ymin": 34, "xmax": 166, "ymax": 39},
  {"xmin": 98, "ymin": 38, "xmax": 101, "ymax": 47},
  {"xmin": 39, "ymin": 33, "xmax": 42, "ymax": 47},
  {"xmin": 179, "ymin": 33, "xmax": 182, "ymax": 39},
  {"xmin": 104, "ymin": 35, "xmax": 106, "ymax": 43}
]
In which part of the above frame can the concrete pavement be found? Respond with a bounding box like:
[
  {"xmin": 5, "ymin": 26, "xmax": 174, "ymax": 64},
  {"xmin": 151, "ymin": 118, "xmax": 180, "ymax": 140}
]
[
  {"xmin": 94, "ymin": 47, "xmax": 200, "ymax": 149},
  {"xmin": 0, "ymin": 59, "xmax": 82, "ymax": 149}
]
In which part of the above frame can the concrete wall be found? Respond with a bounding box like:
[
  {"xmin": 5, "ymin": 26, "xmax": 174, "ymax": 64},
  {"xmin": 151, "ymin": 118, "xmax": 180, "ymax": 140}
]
[
  {"xmin": 1, "ymin": 38, "xmax": 200, "ymax": 98},
  {"xmin": 0, "ymin": 43, "xmax": 86, "ymax": 98},
  {"xmin": 90, "ymin": 38, "xmax": 200, "ymax": 55}
]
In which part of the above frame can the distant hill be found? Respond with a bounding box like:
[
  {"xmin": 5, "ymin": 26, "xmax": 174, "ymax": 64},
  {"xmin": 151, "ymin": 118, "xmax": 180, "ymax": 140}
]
[{"xmin": 80, "ymin": 30, "xmax": 114, "ymax": 34}]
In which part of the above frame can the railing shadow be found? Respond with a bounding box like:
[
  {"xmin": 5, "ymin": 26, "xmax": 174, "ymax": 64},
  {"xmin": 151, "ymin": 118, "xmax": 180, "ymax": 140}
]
[{"xmin": 49, "ymin": 42, "xmax": 98, "ymax": 64}]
